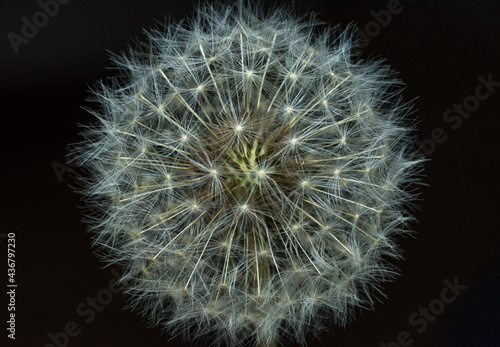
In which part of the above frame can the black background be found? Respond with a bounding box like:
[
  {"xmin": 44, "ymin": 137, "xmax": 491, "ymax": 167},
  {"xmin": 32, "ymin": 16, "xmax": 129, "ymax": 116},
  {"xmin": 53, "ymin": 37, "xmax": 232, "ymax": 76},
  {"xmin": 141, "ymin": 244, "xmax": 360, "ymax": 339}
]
[{"xmin": 1, "ymin": 0, "xmax": 499, "ymax": 346}]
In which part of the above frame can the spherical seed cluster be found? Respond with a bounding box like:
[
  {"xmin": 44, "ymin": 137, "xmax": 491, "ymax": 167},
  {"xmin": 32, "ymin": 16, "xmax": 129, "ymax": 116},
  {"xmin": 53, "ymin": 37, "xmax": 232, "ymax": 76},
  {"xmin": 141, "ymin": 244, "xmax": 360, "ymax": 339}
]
[{"xmin": 74, "ymin": 2, "xmax": 422, "ymax": 346}]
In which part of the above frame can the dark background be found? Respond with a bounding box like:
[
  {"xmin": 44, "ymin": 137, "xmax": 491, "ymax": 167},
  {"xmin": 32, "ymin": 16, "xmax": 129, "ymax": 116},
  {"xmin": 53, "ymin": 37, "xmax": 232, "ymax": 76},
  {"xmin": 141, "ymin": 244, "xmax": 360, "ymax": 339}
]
[{"xmin": 1, "ymin": 0, "xmax": 499, "ymax": 346}]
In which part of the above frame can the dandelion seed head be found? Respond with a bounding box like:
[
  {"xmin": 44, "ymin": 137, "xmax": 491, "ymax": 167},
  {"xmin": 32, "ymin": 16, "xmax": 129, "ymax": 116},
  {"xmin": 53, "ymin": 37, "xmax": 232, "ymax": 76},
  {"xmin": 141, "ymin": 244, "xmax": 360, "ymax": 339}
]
[{"xmin": 72, "ymin": 1, "xmax": 423, "ymax": 346}]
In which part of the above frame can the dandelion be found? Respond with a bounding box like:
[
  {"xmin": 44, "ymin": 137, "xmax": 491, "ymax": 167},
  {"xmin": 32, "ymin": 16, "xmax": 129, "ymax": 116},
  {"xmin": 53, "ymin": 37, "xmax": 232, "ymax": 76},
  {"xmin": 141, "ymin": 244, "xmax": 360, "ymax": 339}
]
[{"xmin": 72, "ymin": 1, "xmax": 423, "ymax": 346}]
